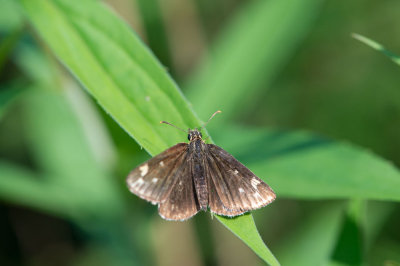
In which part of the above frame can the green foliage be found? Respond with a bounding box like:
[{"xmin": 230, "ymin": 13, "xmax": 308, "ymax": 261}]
[
  {"xmin": 217, "ymin": 213, "xmax": 279, "ymax": 265},
  {"xmin": 20, "ymin": 0, "xmax": 201, "ymax": 155},
  {"xmin": 215, "ymin": 126, "xmax": 400, "ymax": 201},
  {"xmin": 18, "ymin": 0, "xmax": 279, "ymax": 263},
  {"xmin": 275, "ymin": 203, "xmax": 345, "ymax": 266},
  {"xmin": 186, "ymin": 0, "xmax": 323, "ymax": 122},
  {"xmin": 0, "ymin": 0, "xmax": 399, "ymax": 265}
]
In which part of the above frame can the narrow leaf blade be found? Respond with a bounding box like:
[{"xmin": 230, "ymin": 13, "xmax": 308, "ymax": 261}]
[
  {"xmin": 352, "ymin": 33, "xmax": 400, "ymax": 66},
  {"xmin": 217, "ymin": 214, "xmax": 280, "ymax": 266}
]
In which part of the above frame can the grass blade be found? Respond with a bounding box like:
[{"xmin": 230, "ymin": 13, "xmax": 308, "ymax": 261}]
[{"xmin": 352, "ymin": 33, "xmax": 400, "ymax": 66}]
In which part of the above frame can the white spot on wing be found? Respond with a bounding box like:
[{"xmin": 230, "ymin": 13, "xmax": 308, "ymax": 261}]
[
  {"xmin": 179, "ymin": 181, "xmax": 183, "ymax": 186},
  {"xmin": 251, "ymin": 178, "xmax": 261, "ymax": 188},
  {"xmin": 152, "ymin": 178, "xmax": 158, "ymax": 183},
  {"xmin": 131, "ymin": 177, "xmax": 144, "ymax": 188},
  {"xmin": 159, "ymin": 161, "xmax": 164, "ymax": 167},
  {"xmin": 234, "ymin": 170, "xmax": 239, "ymax": 175},
  {"xmin": 239, "ymin": 187, "xmax": 244, "ymax": 193},
  {"xmin": 251, "ymin": 192, "xmax": 263, "ymax": 207},
  {"xmin": 139, "ymin": 164, "xmax": 149, "ymax": 176}
]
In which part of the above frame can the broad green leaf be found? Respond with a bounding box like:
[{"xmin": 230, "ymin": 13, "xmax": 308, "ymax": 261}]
[
  {"xmin": 276, "ymin": 202, "xmax": 344, "ymax": 266},
  {"xmin": 186, "ymin": 0, "xmax": 323, "ymax": 122},
  {"xmin": 19, "ymin": 0, "xmax": 277, "ymax": 263},
  {"xmin": 20, "ymin": 0, "xmax": 202, "ymax": 155},
  {"xmin": 352, "ymin": 33, "xmax": 400, "ymax": 66},
  {"xmin": 213, "ymin": 126, "xmax": 400, "ymax": 201}
]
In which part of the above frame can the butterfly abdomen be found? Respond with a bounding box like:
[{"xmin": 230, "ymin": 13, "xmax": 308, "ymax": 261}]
[{"xmin": 190, "ymin": 139, "xmax": 208, "ymax": 211}]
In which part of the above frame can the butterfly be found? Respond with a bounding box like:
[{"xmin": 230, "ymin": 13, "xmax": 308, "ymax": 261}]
[{"xmin": 126, "ymin": 111, "xmax": 276, "ymax": 221}]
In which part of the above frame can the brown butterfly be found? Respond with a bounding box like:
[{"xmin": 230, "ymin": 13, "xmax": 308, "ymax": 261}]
[{"xmin": 126, "ymin": 111, "xmax": 276, "ymax": 221}]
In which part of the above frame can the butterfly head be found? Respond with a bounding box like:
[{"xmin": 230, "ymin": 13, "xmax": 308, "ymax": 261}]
[
  {"xmin": 161, "ymin": 111, "xmax": 221, "ymax": 142},
  {"xmin": 188, "ymin": 129, "xmax": 202, "ymax": 141}
]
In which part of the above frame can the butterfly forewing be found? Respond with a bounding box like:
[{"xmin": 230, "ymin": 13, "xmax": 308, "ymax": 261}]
[
  {"xmin": 126, "ymin": 143, "xmax": 187, "ymax": 204},
  {"xmin": 206, "ymin": 144, "xmax": 276, "ymax": 216},
  {"xmin": 158, "ymin": 154, "xmax": 200, "ymax": 220}
]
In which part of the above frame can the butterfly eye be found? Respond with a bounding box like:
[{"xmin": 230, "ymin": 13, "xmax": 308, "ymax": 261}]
[
  {"xmin": 187, "ymin": 134, "xmax": 191, "ymax": 141},
  {"xmin": 199, "ymin": 132, "xmax": 202, "ymax": 138}
]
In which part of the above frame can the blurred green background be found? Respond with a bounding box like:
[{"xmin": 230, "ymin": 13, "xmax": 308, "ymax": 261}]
[{"xmin": 1, "ymin": 0, "xmax": 400, "ymax": 265}]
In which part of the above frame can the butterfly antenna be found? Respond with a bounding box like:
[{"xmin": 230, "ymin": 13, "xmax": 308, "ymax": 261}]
[
  {"xmin": 201, "ymin": 110, "xmax": 221, "ymax": 130},
  {"xmin": 160, "ymin": 121, "xmax": 187, "ymax": 133}
]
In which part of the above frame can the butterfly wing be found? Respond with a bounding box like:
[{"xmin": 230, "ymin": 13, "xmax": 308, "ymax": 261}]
[
  {"xmin": 206, "ymin": 144, "xmax": 276, "ymax": 216},
  {"xmin": 158, "ymin": 153, "xmax": 200, "ymax": 221},
  {"xmin": 126, "ymin": 143, "xmax": 188, "ymax": 204}
]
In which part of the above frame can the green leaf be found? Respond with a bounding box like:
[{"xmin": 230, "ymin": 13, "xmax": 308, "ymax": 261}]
[
  {"xmin": 216, "ymin": 214, "xmax": 280, "ymax": 266},
  {"xmin": 19, "ymin": 0, "xmax": 277, "ymax": 263},
  {"xmin": 20, "ymin": 0, "xmax": 202, "ymax": 155},
  {"xmin": 213, "ymin": 126, "xmax": 400, "ymax": 201},
  {"xmin": 185, "ymin": 0, "xmax": 323, "ymax": 121},
  {"xmin": 276, "ymin": 202, "xmax": 344, "ymax": 266},
  {"xmin": 0, "ymin": 160, "xmax": 108, "ymax": 219},
  {"xmin": 352, "ymin": 33, "xmax": 400, "ymax": 66},
  {"xmin": 1, "ymin": 87, "xmax": 122, "ymax": 219}
]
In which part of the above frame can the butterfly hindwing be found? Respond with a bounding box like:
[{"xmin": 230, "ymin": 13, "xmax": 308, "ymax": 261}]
[
  {"xmin": 158, "ymin": 153, "xmax": 200, "ymax": 220},
  {"xmin": 206, "ymin": 144, "xmax": 276, "ymax": 216},
  {"xmin": 126, "ymin": 143, "xmax": 188, "ymax": 204}
]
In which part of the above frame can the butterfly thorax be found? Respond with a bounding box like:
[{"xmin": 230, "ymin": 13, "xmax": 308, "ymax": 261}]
[{"xmin": 188, "ymin": 129, "xmax": 208, "ymax": 211}]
